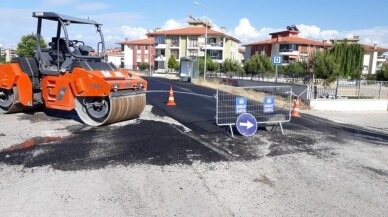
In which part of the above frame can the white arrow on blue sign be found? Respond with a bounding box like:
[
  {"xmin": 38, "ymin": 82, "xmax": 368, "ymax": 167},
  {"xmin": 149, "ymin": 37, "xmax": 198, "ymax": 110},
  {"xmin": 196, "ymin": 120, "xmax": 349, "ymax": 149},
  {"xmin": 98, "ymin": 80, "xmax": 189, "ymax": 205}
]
[{"xmin": 236, "ymin": 113, "xmax": 257, "ymax": 136}]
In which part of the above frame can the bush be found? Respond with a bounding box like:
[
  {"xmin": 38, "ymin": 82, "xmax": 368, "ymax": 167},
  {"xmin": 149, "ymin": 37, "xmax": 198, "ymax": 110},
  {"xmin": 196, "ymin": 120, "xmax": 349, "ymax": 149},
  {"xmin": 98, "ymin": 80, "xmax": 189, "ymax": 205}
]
[{"xmin": 138, "ymin": 62, "xmax": 149, "ymax": 71}]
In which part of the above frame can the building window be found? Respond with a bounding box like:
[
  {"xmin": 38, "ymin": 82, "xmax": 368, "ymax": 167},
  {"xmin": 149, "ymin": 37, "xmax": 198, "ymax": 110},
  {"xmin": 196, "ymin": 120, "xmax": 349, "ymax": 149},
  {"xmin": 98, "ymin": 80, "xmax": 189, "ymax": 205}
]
[
  {"xmin": 155, "ymin": 36, "xmax": 166, "ymax": 45},
  {"xmin": 171, "ymin": 50, "xmax": 179, "ymax": 59},
  {"xmin": 137, "ymin": 53, "xmax": 141, "ymax": 60},
  {"xmin": 189, "ymin": 37, "xmax": 198, "ymax": 47},
  {"xmin": 170, "ymin": 36, "xmax": 179, "ymax": 47},
  {"xmin": 208, "ymin": 37, "xmax": 217, "ymax": 45},
  {"xmin": 189, "ymin": 50, "xmax": 198, "ymax": 57},
  {"xmin": 145, "ymin": 46, "xmax": 148, "ymax": 50},
  {"xmin": 279, "ymin": 44, "xmax": 298, "ymax": 52},
  {"xmin": 206, "ymin": 50, "xmax": 223, "ymax": 60}
]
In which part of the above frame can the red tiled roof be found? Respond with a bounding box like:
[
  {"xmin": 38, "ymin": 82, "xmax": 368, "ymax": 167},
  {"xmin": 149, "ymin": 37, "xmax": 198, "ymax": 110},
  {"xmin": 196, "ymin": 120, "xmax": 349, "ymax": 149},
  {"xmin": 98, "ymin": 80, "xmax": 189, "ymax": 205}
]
[
  {"xmin": 362, "ymin": 44, "xmax": 388, "ymax": 52},
  {"xmin": 244, "ymin": 36, "xmax": 332, "ymax": 47},
  {"xmin": 147, "ymin": 27, "xmax": 240, "ymax": 43},
  {"xmin": 117, "ymin": 38, "xmax": 154, "ymax": 45}
]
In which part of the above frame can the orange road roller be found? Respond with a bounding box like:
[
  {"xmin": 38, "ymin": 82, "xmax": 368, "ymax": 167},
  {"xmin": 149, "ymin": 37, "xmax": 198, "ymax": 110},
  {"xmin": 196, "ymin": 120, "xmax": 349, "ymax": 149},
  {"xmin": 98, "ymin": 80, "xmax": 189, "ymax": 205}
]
[{"xmin": 0, "ymin": 12, "xmax": 147, "ymax": 126}]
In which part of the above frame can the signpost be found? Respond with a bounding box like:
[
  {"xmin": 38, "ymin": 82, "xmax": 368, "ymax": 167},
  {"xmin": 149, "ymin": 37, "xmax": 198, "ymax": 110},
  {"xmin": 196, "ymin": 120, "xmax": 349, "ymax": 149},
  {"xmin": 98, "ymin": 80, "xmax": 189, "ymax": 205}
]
[
  {"xmin": 272, "ymin": 54, "xmax": 283, "ymax": 84},
  {"xmin": 236, "ymin": 113, "xmax": 257, "ymax": 136}
]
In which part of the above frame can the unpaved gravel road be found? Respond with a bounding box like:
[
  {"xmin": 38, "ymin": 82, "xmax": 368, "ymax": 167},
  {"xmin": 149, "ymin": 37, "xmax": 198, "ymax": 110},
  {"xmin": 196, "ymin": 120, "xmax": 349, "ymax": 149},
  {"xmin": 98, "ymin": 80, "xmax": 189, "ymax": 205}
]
[{"xmin": 0, "ymin": 105, "xmax": 387, "ymax": 217}]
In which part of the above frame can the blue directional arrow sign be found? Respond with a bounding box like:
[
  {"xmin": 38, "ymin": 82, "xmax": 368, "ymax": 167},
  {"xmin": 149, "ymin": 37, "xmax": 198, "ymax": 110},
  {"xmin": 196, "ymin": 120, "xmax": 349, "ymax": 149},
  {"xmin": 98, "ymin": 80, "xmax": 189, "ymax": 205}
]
[{"xmin": 236, "ymin": 113, "xmax": 257, "ymax": 136}]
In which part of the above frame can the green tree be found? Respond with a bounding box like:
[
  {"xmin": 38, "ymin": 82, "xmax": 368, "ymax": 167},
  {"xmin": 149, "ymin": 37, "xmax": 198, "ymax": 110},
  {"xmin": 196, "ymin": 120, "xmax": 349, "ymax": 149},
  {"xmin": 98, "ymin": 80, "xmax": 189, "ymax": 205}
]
[
  {"xmin": 0, "ymin": 55, "xmax": 6, "ymax": 64},
  {"xmin": 330, "ymin": 43, "xmax": 364, "ymax": 79},
  {"xmin": 375, "ymin": 63, "xmax": 388, "ymax": 81},
  {"xmin": 199, "ymin": 56, "xmax": 219, "ymax": 76},
  {"xmin": 244, "ymin": 54, "xmax": 274, "ymax": 79},
  {"xmin": 138, "ymin": 62, "xmax": 149, "ymax": 71},
  {"xmin": 310, "ymin": 50, "xmax": 340, "ymax": 86},
  {"xmin": 282, "ymin": 61, "xmax": 307, "ymax": 82},
  {"xmin": 16, "ymin": 33, "xmax": 47, "ymax": 57},
  {"xmin": 167, "ymin": 55, "xmax": 179, "ymax": 72},
  {"xmin": 222, "ymin": 58, "xmax": 244, "ymax": 77}
]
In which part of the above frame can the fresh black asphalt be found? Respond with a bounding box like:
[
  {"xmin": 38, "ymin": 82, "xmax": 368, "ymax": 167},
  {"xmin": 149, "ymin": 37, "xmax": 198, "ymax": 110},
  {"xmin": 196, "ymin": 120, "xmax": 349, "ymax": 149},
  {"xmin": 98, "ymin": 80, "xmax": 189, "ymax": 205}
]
[{"xmin": 0, "ymin": 77, "xmax": 387, "ymax": 171}]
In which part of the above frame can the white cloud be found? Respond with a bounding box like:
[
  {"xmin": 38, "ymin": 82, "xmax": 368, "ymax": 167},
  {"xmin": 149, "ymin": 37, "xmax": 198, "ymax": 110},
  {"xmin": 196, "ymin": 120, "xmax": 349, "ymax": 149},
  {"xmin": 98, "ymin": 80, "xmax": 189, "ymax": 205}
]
[
  {"xmin": 161, "ymin": 19, "xmax": 186, "ymax": 30},
  {"xmin": 350, "ymin": 26, "xmax": 388, "ymax": 48},
  {"xmin": 120, "ymin": 26, "xmax": 148, "ymax": 40},
  {"xmin": 297, "ymin": 24, "xmax": 341, "ymax": 40},
  {"xmin": 296, "ymin": 24, "xmax": 388, "ymax": 47},
  {"xmin": 232, "ymin": 18, "xmax": 281, "ymax": 44}
]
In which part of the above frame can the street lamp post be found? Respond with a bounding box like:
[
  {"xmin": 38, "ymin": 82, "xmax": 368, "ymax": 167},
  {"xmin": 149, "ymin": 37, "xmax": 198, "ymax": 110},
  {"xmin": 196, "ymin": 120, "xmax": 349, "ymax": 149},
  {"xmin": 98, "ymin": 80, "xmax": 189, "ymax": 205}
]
[
  {"xmin": 147, "ymin": 30, "xmax": 153, "ymax": 77},
  {"xmin": 149, "ymin": 38, "xmax": 152, "ymax": 77},
  {"xmin": 193, "ymin": 1, "xmax": 208, "ymax": 81}
]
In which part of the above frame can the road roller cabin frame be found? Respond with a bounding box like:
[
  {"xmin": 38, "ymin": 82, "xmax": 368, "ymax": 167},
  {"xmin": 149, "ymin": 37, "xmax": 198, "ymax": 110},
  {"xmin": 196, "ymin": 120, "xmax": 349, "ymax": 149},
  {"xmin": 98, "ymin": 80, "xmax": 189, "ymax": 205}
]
[{"xmin": 0, "ymin": 12, "xmax": 147, "ymax": 126}]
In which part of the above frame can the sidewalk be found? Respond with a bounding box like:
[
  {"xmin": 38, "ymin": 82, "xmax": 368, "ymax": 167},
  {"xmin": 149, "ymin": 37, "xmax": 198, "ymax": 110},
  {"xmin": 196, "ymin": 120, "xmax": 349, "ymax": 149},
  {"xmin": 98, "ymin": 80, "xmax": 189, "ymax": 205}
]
[{"xmin": 302, "ymin": 110, "xmax": 388, "ymax": 133}]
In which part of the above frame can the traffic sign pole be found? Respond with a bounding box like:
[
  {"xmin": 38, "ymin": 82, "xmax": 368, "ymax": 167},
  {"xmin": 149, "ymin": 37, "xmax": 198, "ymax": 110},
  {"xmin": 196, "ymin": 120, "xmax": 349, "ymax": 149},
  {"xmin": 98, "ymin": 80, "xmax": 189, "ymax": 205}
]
[
  {"xmin": 272, "ymin": 54, "xmax": 283, "ymax": 85},
  {"xmin": 275, "ymin": 65, "xmax": 278, "ymax": 84}
]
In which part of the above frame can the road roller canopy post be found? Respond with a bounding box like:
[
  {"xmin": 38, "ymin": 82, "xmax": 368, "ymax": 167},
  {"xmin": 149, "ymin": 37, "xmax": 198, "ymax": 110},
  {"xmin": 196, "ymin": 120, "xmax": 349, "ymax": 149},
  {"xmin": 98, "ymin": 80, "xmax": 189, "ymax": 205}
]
[{"xmin": 32, "ymin": 12, "xmax": 106, "ymax": 75}]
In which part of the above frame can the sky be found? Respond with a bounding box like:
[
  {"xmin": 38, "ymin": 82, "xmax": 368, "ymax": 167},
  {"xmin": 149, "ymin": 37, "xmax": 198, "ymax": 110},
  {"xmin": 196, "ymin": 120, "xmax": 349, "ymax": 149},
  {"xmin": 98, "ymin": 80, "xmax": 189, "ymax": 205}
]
[{"xmin": 1, "ymin": 0, "xmax": 388, "ymax": 49}]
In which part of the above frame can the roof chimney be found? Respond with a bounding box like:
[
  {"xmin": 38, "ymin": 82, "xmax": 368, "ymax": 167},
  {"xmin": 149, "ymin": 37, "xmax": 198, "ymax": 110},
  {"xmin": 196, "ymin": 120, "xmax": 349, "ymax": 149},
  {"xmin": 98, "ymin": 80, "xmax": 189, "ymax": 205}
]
[
  {"xmin": 322, "ymin": 40, "xmax": 327, "ymax": 44},
  {"xmin": 374, "ymin": 43, "xmax": 377, "ymax": 49},
  {"xmin": 125, "ymin": 38, "xmax": 128, "ymax": 41},
  {"xmin": 277, "ymin": 35, "xmax": 282, "ymax": 42}
]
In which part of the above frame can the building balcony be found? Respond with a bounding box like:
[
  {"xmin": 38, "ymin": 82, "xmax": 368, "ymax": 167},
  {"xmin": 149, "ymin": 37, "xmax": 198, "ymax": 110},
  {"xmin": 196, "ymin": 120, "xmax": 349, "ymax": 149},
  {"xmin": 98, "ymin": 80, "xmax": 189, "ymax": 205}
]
[
  {"xmin": 200, "ymin": 43, "xmax": 224, "ymax": 50},
  {"xmin": 154, "ymin": 55, "xmax": 166, "ymax": 61},
  {"xmin": 279, "ymin": 49, "xmax": 299, "ymax": 56},
  {"xmin": 377, "ymin": 56, "xmax": 387, "ymax": 62},
  {"xmin": 300, "ymin": 51, "xmax": 309, "ymax": 56},
  {"xmin": 170, "ymin": 42, "xmax": 179, "ymax": 48},
  {"xmin": 155, "ymin": 43, "xmax": 166, "ymax": 49}
]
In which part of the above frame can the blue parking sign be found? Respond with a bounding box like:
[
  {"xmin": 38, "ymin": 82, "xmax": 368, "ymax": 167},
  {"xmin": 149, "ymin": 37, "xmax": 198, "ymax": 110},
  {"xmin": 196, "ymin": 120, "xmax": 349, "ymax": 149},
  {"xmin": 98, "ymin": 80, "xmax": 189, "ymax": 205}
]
[
  {"xmin": 236, "ymin": 97, "xmax": 247, "ymax": 114},
  {"xmin": 263, "ymin": 96, "xmax": 274, "ymax": 113}
]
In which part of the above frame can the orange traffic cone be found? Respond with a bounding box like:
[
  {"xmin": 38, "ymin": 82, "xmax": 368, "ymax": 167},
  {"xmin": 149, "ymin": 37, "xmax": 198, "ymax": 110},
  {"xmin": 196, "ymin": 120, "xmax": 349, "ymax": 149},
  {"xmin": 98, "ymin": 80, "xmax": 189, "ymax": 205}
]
[
  {"xmin": 167, "ymin": 86, "xmax": 176, "ymax": 106},
  {"xmin": 291, "ymin": 97, "xmax": 301, "ymax": 117}
]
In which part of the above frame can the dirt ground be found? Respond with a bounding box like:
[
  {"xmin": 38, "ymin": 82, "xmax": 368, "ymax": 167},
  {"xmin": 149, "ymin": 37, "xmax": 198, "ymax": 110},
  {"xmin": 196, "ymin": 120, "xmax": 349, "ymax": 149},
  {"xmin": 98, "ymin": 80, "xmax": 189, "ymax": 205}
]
[{"xmin": 0, "ymin": 107, "xmax": 387, "ymax": 217}]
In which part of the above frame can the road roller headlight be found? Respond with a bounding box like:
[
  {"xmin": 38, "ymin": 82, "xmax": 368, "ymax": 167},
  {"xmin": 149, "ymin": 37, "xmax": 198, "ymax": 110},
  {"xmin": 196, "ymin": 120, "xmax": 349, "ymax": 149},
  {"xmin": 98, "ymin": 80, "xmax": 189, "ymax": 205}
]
[
  {"xmin": 112, "ymin": 84, "xmax": 119, "ymax": 91},
  {"xmin": 137, "ymin": 82, "xmax": 143, "ymax": 88}
]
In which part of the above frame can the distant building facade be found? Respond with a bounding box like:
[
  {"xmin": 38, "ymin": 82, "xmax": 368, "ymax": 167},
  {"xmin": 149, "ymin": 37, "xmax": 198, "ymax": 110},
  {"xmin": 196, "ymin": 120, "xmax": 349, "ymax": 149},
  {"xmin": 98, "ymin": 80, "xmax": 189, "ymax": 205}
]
[
  {"xmin": 0, "ymin": 46, "xmax": 17, "ymax": 62},
  {"xmin": 117, "ymin": 38, "xmax": 155, "ymax": 70},
  {"xmin": 104, "ymin": 47, "xmax": 124, "ymax": 68},
  {"xmin": 244, "ymin": 25, "xmax": 331, "ymax": 63},
  {"xmin": 118, "ymin": 19, "xmax": 240, "ymax": 72}
]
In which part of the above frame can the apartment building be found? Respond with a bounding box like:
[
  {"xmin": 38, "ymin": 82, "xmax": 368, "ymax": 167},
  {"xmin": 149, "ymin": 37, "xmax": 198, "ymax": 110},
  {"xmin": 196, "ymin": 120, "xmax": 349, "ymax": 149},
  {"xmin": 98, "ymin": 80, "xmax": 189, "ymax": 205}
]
[
  {"xmin": 361, "ymin": 44, "xmax": 388, "ymax": 75},
  {"xmin": 0, "ymin": 46, "xmax": 17, "ymax": 62},
  {"xmin": 104, "ymin": 47, "xmax": 124, "ymax": 68},
  {"xmin": 244, "ymin": 25, "xmax": 331, "ymax": 63},
  {"xmin": 146, "ymin": 20, "xmax": 240, "ymax": 72},
  {"xmin": 117, "ymin": 38, "xmax": 155, "ymax": 70}
]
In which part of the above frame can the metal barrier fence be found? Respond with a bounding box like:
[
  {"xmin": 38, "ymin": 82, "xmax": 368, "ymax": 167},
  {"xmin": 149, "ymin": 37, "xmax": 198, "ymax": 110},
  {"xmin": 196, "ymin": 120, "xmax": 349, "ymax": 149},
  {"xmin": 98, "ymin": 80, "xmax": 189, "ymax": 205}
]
[
  {"xmin": 308, "ymin": 80, "xmax": 388, "ymax": 99},
  {"xmin": 216, "ymin": 86, "xmax": 293, "ymax": 136}
]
